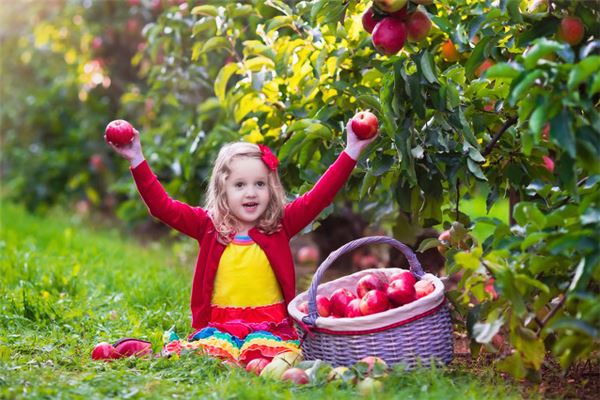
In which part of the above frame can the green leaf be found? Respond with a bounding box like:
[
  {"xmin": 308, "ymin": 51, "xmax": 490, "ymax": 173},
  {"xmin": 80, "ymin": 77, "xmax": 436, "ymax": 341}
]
[
  {"xmin": 191, "ymin": 5, "xmax": 218, "ymax": 16},
  {"xmin": 266, "ymin": 15, "xmax": 295, "ymax": 32},
  {"xmin": 496, "ymin": 353, "xmax": 527, "ymax": 380},
  {"xmin": 204, "ymin": 36, "xmax": 230, "ymax": 54},
  {"xmin": 465, "ymin": 36, "xmax": 493, "ymax": 78},
  {"xmin": 567, "ymin": 56, "xmax": 600, "ymax": 91},
  {"xmin": 467, "ymin": 158, "xmax": 487, "ymax": 181},
  {"xmin": 417, "ymin": 238, "xmax": 441, "ymax": 253},
  {"xmin": 549, "ymin": 318, "xmax": 599, "ymax": 338},
  {"xmin": 520, "ymin": 232, "xmax": 547, "ymax": 251},
  {"xmin": 356, "ymin": 95, "xmax": 382, "ymax": 115},
  {"xmin": 514, "ymin": 274, "xmax": 550, "ymax": 294},
  {"xmin": 528, "ymin": 101, "xmax": 547, "ymax": 137},
  {"xmin": 371, "ymin": 154, "xmax": 395, "ymax": 177},
  {"xmin": 484, "ymin": 62, "xmax": 523, "ymax": 79},
  {"xmin": 513, "ymin": 202, "xmax": 546, "ymax": 230},
  {"xmin": 509, "ymin": 70, "xmax": 544, "ymax": 106},
  {"xmin": 522, "ymin": 38, "xmax": 564, "ymax": 69},
  {"xmin": 214, "ymin": 62, "xmax": 241, "ymax": 102},
  {"xmin": 418, "ymin": 50, "xmax": 438, "ymax": 84},
  {"xmin": 505, "ymin": 0, "xmax": 523, "ymax": 23},
  {"xmin": 551, "ymin": 108, "xmax": 576, "ymax": 158},
  {"xmin": 473, "ymin": 318, "xmax": 504, "ymax": 344}
]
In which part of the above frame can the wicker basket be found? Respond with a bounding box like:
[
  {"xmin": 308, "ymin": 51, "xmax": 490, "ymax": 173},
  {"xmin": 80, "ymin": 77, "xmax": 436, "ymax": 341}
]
[{"xmin": 288, "ymin": 236, "xmax": 453, "ymax": 368}]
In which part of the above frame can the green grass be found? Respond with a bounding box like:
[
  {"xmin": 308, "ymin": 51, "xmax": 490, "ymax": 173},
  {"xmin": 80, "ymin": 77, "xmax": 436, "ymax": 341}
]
[{"xmin": 0, "ymin": 202, "xmax": 528, "ymax": 399}]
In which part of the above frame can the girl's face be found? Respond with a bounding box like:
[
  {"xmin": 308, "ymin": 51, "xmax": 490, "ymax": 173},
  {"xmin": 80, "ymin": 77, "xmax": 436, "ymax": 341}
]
[{"xmin": 225, "ymin": 157, "xmax": 271, "ymax": 234}]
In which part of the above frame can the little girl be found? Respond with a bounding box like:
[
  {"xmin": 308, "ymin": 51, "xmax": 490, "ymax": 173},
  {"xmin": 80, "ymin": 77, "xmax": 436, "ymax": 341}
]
[{"xmin": 106, "ymin": 118, "xmax": 377, "ymax": 364}]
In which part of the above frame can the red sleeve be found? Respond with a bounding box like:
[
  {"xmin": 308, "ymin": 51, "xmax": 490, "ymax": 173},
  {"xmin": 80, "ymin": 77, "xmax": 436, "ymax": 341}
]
[
  {"xmin": 283, "ymin": 151, "xmax": 357, "ymax": 237},
  {"xmin": 131, "ymin": 160, "xmax": 209, "ymax": 239}
]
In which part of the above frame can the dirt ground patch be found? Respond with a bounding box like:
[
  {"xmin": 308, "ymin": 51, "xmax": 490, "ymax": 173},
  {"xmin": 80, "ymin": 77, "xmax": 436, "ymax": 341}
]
[{"xmin": 453, "ymin": 334, "xmax": 599, "ymax": 399}]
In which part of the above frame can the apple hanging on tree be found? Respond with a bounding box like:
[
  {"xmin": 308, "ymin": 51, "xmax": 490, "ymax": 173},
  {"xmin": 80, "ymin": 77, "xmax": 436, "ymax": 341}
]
[{"xmin": 372, "ymin": 17, "xmax": 408, "ymax": 55}]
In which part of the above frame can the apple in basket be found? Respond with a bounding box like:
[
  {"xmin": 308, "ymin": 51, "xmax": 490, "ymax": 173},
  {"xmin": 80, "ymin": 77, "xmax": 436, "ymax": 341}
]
[
  {"xmin": 297, "ymin": 295, "xmax": 331, "ymax": 317},
  {"xmin": 359, "ymin": 289, "xmax": 390, "ymax": 316},
  {"xmin": 389, "ymin": 270, "xmax": 416, "ymax": 286},
  {"xmin": 414, "ymin": 280, "xmax": 435, "ymax": 299},
  {"xmin": 386, "ymin": 278, "xmax": 416, "ymax": 306},
  {"xmin": 330, "ymin": 288, "xmax": 357, "ymax": 317},
  {"xmin": 345, "ymin": 298, "xmax": 363, "ymax": 318},
  {"xmin": 356, "ymin": 273, "xmax": 388, "ymax": 298}
]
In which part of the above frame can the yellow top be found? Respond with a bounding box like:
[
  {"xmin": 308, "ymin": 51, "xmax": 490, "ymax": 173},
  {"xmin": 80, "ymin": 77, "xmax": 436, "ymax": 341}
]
[{"xmin": 211, "ymin": 235, "xmax": 284, "ymax": 307}]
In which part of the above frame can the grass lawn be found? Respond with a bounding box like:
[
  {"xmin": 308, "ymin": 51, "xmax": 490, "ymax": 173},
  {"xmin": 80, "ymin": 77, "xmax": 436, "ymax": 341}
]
[{"xmin": 0, "ymin": 202, "xmax": 528, "ymax": 399}]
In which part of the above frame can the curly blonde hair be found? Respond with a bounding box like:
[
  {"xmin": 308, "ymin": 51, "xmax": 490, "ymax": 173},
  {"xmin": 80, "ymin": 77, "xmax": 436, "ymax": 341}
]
[{"xmin": 205, "ymin": 142, "xmax": 286, "ymax": 244}]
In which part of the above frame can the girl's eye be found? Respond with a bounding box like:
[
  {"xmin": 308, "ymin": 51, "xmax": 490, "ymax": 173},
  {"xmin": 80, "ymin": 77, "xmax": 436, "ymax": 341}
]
[
  {"xmin": 235, "ymin": 182, "xmax": 244, "ymax": 188},
  {"xmin": 257, "ymin": 181, "xmax": 266, "ymax": 187}
]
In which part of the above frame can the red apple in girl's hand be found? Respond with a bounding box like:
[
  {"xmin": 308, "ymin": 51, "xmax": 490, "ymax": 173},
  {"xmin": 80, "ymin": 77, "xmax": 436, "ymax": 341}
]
[
  {"xmin": 356, "ymin": 273, "xmax": 388, "ymax": 298},
  {"xmin": 351, "ymin": 111, "xmax": 379, "ymax": 140},
  {"xmin": 414, "ymin": 279, "xmax": 435, "ymax": 299},
  {"xmin": 386, "ymin": 278, "xmax": 416, "ymax": 306},
  {"xmin": 246, "ymin": 357, "xmax": 271, "ymax": 375},
  {"xmin": 345, "ymin": 298, "xmax": 363, "ymax": 318},
  {"xmin": 91, "ymin": 342, "xmax": 118, "ymax": 360},
  {"xmin": 330, "ymin": 288, "xmax": 357, "ymax": 317},
  {"xmin": 104, "ymin": 119, "xmax": 134, "ymax": 146},
  {"xmin": 359, "ymin": 289, "xmax": 389, "ymax": 315}
]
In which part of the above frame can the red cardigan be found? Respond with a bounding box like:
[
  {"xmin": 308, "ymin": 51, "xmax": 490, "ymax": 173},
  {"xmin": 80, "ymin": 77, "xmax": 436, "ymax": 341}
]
[{"xmin": 131, "ymin": 151, "xmax": 357, "ymax": 330}]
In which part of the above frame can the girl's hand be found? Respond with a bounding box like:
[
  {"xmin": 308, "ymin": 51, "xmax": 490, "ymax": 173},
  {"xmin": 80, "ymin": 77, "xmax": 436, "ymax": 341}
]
[
  {"xmin": 106, "ymin": 129, "xmax": 145, "ymax": 167},
  {"xmin": 344, "ymin": 119, "xmax": 378, "ymax": 161}
]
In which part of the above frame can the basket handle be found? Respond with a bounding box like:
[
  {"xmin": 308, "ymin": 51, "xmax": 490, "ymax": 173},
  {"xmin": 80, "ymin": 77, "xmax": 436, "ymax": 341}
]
[{"xmin": 302, "ymin": 236, "xmax": 424, "ymax": 326}]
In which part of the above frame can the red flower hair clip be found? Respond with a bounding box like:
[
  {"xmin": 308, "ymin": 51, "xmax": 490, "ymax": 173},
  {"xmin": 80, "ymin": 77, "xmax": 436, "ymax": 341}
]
[{"xmin": 258, "ymin": 144, "xmax": 279, "ymax": 171}]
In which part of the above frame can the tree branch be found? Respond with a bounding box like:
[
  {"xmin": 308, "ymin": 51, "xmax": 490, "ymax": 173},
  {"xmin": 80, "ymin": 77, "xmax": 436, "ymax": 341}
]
[{"xmin": 482, "ymin": 116, "xmax": 518, "ymax": 157}]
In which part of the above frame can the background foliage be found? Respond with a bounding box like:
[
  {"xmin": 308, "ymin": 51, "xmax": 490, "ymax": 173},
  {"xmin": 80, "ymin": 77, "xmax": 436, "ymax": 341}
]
[{"xmin": 1, "ymin": 0, "xmax": 598, "ymax": 379}]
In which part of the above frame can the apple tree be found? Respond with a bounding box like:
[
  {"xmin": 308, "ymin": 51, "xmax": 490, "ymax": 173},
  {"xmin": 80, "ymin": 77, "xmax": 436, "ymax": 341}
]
[{"xmin": 132, "ymin": 0, "xmax": 599, "ymax": 377}]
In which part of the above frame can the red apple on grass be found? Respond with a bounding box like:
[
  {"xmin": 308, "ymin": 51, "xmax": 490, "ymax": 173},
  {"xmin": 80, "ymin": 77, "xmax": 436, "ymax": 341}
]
[
  {"xmin": 351, "ymin": 111, "xmax": 379, "ymax": 140},
  {"xmin": 414, "ymin": 279, "xmax": 435, "ymax": 299},
  {"xmin": 359, "ymin": 289, "xmax": 389, "ymax": 315},
  {"xmin": 330, "ymin": 288, "xmax": 357, "ymax": 317},
  {"xmin": 386, "ymin": 278, "xmax": 416, "ymax": 306},
  {"xmin": 246, "ymin": 357, "xmax": 271, "ymax": 375},
  {"xmin": 557, "ymin": 16, "xmax": 585, "ymax": 46},
  {"xmin": 281, "ymin": 367, "xmax": 310, "ymax": 384},
  {"xmin": 356, "ymin": 273, "xmax": 388, "ymax": 298},
  {"xmin": 345, "ymin": 298, "xmax": 363, "ymax": 318},
  {"xmin": 104, "ymin": 119, "xmax": 134, "ymax": 146},
  {"xmin": 91, "ymin": 342, "xmax": 118, "ymax": 360},
  {"xmin": 358, "ymin": 356, "xmax": 389, "ymax": 373},
  {"xmin": 406, "ymin": 10, "xmax": 431, "ymax": 42},
  {"xmin": 372, "ymin": 17, "xmax": 407, "ymax": 55}
]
